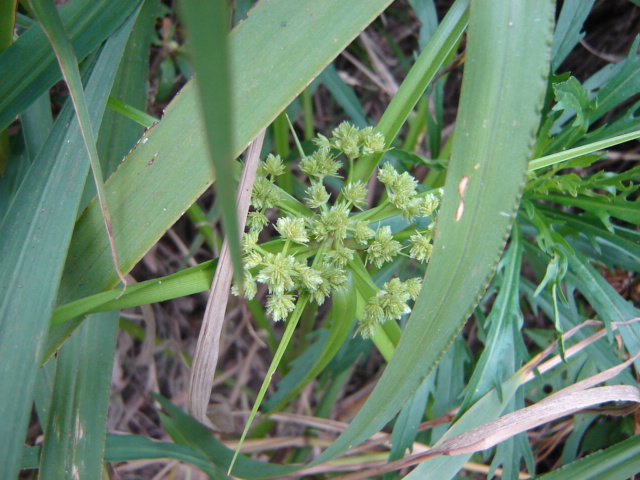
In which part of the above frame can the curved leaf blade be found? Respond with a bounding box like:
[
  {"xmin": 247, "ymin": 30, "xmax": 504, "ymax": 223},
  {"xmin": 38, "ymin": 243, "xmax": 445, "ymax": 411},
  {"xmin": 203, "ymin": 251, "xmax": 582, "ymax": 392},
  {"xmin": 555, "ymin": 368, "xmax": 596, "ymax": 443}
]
[{"xmin": 312, "ymin": 0, "xmax": 555, "ymax": 465}]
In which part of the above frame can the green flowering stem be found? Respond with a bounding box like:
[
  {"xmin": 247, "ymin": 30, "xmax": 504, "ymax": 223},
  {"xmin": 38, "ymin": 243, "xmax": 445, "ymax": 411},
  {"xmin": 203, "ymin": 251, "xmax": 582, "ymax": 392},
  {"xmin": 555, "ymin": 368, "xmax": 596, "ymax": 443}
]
[
  {"xmin": 371, "ymin": 324, "xmax": 396, "ymax": 362},
  {"xmin": 347, "ymin": 256, "xmax": 401, "ymax": 360},
  {"xmin": 229, "ymin": 293, "xmax": 310, "ymax": 475}
]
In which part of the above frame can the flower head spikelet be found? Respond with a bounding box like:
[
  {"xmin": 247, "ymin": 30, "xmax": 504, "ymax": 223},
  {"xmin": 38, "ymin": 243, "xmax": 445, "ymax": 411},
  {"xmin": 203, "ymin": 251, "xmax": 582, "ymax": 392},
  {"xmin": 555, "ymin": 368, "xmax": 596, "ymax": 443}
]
[
  {"xmin": 266, "ymin": 294, "xmax": 296, "ymax": 321},
  {"xmin": 318, "ymin": 263, "xmax": 348, "ymax": 291},
  {"xmin": 409, "ymin": 232, "xmax": 433, "ymax": 263},
  {"xmin": 275, "ymin": 217, "xmax": 309, "ymax": 244},
  {"xmin": 324, "ymin": 244, "xmax": 355, "ymax": 267},
  {"xmin": 234, "ymin": 124, "xmax": 439, "ymax": 331},
  {"xmin": 353, "ymin": 220, "xmax": 375, "ymax": 244},
  {"xmin": 306, "ymin": 183, "xmax": 331, "ymax": 209},
  {"xmin": 300, "ymin": 147, "xmax": 341, "ymax": 180},
  {"xmin": 312, "ymin": 133, "xmax": 332, "ymax": 149},
  {"xmin": 331, "ymin": 122, "xmax": 361, "ymax": 159},
  {"xmin": 312, "ymin": 202, "xmax": 350, "ymax": 242},
  {"xmin": 259, "ymin": 153, "xmax": 286, "ymax": 178},
  {"xmin": 251, "ymin": 177, "xmax": 283, "ymax": 210},
  {"xmin": 242, "ymin": 230, "xmax": 260, "ymax": 253},
  {"xmin": 366, "ymin": 226, "xmax": 402, "ymax": 267},
  {"xmin": 247, "ymin": 211, "xmax": 269, "ymax": 231},
  {"xmin": 359, "ymin": 127, "xmax": 386, "ymax": 156},
  {"xmin": 342, "ymin": 181, "xmax": 368, "ymax": 210},
  {"xmin": 256, "ymin": 252, "xmax": 297, "ymax": 296},
  {"xmin": 419, "ymin": 192, "xmax": 440, "ymax": 217},
  {"xmin": 358, "ymin": 277, "xmax": 422, "ymax": 338},
  {"xmin": 404, "ymin": 277, "xmax": 422, "ymax": 301},
  {"xmin": 293, "ymin": 263, "xmax": 324, "ymax": 292}
]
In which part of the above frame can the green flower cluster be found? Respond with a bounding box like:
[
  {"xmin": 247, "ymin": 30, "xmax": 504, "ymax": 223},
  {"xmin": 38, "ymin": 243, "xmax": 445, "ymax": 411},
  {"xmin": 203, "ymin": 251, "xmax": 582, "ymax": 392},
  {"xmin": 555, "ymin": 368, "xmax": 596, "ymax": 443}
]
[
  {"xmin": 232, "ymin": 122, "xmax": 442, "ymax": 336},
  {"xmin": 359, "ymin": 277, "xmax": 422, "ymax": 339}
]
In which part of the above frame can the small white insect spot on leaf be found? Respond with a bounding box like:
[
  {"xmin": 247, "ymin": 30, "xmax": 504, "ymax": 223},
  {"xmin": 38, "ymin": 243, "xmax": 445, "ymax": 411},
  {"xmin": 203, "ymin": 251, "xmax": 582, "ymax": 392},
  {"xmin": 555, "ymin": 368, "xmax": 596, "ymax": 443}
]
[
  {"xmin": 455, "ymin": 201, "xmax": 464, "ymax": 221},
  {"xmin": 474, "ymin": 163, "xmax": 480, "ymax": 170},
  {"xmin": 458, "ymin": 176, "xmax": 469, "ymax": 197}
]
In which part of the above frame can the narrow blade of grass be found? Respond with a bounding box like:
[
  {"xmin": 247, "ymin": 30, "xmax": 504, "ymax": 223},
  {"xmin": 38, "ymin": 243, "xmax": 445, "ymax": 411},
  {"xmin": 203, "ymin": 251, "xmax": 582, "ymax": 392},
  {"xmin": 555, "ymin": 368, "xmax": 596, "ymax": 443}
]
[
  {"xmin": 29, "ymin": 0, "xmax": 129, "ymax": 289},
  {"xmin": 39, "ymin": 312, "xmax": 119, "ymax": 480},
  {"xmin": 179, "ymin": 0, "xmax": 242, "ymax": 282},
  {"xmin": 0, "ymin": 10, "xmax": 136, "ymax": 478}
]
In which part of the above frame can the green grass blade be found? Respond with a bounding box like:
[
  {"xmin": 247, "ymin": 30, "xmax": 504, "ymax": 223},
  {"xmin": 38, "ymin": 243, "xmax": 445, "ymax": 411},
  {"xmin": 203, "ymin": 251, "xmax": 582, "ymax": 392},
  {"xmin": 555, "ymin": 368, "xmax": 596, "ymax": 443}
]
[
  {"xmin": 532, "ymin": 433, "xmax": 640, "ymax": 480},
  {"xmin": 38, "ymin": 9, "xmax": 156, "ymax": 477},
  {"xmin": 264, "ymin": 271, "xmax": 357, "ymax": 412},
  {"xmin": 0, "ymin": 0, "xmax": 16, "ymax": 174},
  {"xmin": 20, "ymin": 92, "xmax": 53, "ymax": 161},
  {"xmin": 0, "ymin": 16, "xmax": 134, "ymax": 479},
  {"xmin": 157, "ymin": 394, "xmax": 299, "ymax": 479},
  {"xmin": 83, "ymin": 0, "xmax": 159, "ymax": 209},
  {"xmin": 529, "ymin": 129, "xmax": 640, "ymax": 171},
  {"xmin": 39, "ymin": 312, "xmax": 118, "ymax": 480},
  {"xmin": 458, "ymin": 231, "xmax": 523, "ymax": 414},
  {"xmin": 352, "ymin": 0, "xmax": 469, "ymax": 184},
  {"xmin": 0, "ymin": 0, "xmax": 140, "ymax": 132},
  {"xmin": 179, "ymin": 0, "xmax": 242, "ymax": 282},
  {"xmin": 23, "ymin": 434, "xmax": 229, "ymax": 478},
  {"xmin": 551, "ymin": 0, "xmax": 595, "ymax": 70},
  {"xmin": 229, "ymin": 294, "xmax": 311, "ymax": 475},
  {"xmin": 311, "ymin": 0, "xmax": 555, "ymax": 465},
  {"xmin": 566, "ymin": 250, "xmax": 640, "ymax": 364},
  {"xmin": 51, "ymin": 259, "xmax": 217, "ymax": 329},
  {"xmin": 28, "ymin": 0, "xmax": 131, "ymax": 288},
  {"xmin": 106, "ymin": 96, "xmax": 158, "ymax": 128}
]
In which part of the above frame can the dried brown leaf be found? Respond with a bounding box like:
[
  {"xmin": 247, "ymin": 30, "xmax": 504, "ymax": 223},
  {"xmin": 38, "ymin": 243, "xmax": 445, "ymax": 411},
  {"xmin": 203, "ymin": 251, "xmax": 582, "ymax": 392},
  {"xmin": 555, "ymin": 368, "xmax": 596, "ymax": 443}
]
[{"xmin": 188, "ymin": 130, "xmax": 266, "ymax": 428}]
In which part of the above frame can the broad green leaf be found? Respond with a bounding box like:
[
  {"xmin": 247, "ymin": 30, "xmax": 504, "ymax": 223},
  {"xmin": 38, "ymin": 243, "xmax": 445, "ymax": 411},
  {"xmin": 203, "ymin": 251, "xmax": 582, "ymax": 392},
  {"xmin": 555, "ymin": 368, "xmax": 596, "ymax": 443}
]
[
  {"xmin": 20, "ymin": 92, "xmax": 53, "ymax": 161},
  {"xmin": 82, "ymin": 0, "xmax": 159, "ymax": 209},
  {"xmin": 0, "ymin": 92, "xmax": 52, "ymax": 214},
  {"xmin": 0, "ymin": 0, "xmax": 141, "ymax": 131},
  {"xmin": 0, "ymin": 14, "xmax": 133, "ymax": 479},
  {"xmin": 311, "ymin": 0, "xmax": 555, "ymax": 466},
  {"xmin": 38, "ymin": 7, "xmax": 155, "ymax": 478},
  {"xmin": 387, "ymin": 374, "xmax": 431, "ymax": 466},
  {"xmin": 533, "ymin": 433, "xmax": 640, "ymax": 480},
  {"xmin": 39, "ymin": 312, "xmax": 118, "ymax": 480}
]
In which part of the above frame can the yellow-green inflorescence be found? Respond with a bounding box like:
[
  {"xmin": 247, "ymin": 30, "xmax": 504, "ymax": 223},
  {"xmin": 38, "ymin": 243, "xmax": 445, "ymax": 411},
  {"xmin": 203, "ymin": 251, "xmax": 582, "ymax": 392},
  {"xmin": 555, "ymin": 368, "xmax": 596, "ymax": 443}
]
[{"xmin": 231, "ymin": 122, "xmax": 443, "ymax": 337}]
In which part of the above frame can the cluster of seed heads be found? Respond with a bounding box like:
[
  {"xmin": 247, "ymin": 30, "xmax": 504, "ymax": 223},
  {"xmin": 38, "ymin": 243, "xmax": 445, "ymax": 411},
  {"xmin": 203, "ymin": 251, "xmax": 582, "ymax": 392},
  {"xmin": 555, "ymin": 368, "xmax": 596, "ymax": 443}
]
[{"xmin": 232, "ymin": 122, "xmax": 442, "ymax": 338}]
